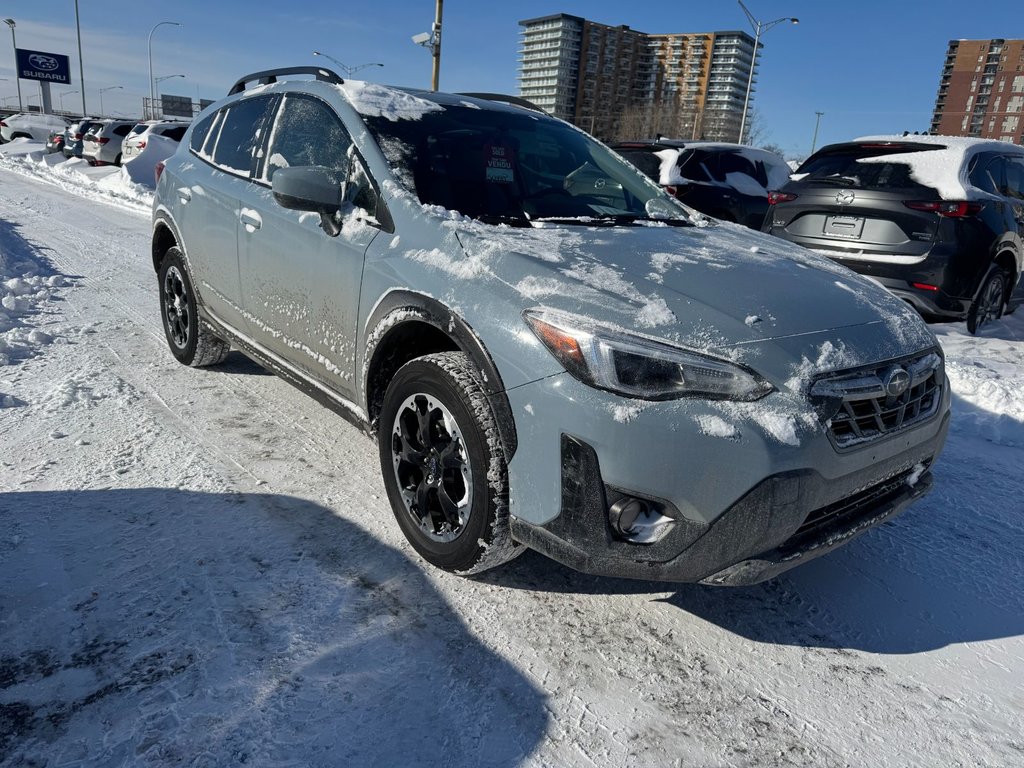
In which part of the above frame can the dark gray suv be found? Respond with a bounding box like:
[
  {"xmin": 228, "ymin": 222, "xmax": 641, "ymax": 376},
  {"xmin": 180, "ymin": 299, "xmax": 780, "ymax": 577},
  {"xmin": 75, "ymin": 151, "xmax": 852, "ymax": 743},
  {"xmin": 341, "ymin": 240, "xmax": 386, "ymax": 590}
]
[
  {"xmin": 764, "ymin": 135, "xmax": 1024, "ymax": 333},
  {"xmin": 150, "ymin": 68, "xmax": 950, "ymax": 585}
]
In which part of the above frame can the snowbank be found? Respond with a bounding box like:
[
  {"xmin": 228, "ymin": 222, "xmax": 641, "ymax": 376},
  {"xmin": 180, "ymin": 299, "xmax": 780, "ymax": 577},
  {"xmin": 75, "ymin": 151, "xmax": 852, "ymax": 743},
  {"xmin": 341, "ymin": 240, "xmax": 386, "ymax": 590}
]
[{"xmin": 0, "ymin": 136, "xmax": 160, "ymax": 212}]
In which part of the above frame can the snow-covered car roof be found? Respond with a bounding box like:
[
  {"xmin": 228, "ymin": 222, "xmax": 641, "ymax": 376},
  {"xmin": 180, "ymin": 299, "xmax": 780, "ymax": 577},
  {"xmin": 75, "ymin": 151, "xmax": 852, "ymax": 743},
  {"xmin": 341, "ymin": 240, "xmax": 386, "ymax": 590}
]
[{"xmin": 840, "ymin": 134, "xmax": 1024, "ymax": 199}]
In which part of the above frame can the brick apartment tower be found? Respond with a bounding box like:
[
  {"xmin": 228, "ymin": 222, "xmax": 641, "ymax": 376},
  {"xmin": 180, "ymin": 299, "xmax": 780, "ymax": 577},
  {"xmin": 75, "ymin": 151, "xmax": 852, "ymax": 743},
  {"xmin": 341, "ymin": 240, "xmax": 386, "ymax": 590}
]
[
  {"xmin": 517, "ymin": 13, "xmax": 757, "ymax": 143},
  {"xmin": 931, "ymin": 38, "xmax": 1024, "ymax": 143}
]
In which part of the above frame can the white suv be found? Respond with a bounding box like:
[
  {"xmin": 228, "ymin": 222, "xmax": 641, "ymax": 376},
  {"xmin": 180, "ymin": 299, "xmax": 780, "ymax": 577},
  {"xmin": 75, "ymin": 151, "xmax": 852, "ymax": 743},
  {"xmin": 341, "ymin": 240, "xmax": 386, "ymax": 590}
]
[
  {"xmin": 81, "ymin": 119, "xmax": 136, "ymax": 166},
  {"xmin": 0, "ymin": 113, "xmax": 70, "ymax": 143},
  {"xmin": 122, "ymin": 120, "xmax": 189, "ymax": 162}
]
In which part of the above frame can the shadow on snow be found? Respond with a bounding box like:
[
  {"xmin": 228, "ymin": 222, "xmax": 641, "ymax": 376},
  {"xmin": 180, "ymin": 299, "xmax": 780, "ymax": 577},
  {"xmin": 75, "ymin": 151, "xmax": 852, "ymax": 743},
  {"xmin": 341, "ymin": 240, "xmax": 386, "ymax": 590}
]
[{"xmin": 0, "ymin": 489, "xmax": 547, "ymax": 767}]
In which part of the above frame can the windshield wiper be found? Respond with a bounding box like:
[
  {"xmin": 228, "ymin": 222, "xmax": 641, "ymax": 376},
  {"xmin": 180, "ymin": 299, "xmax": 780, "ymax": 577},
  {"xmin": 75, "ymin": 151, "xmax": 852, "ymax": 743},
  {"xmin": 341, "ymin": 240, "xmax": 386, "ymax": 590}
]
[
  {"xmin": 473, "ymin": 213, "xmax": 532, "ymax": 227},
  {"xmin": 530, "ymin": 214, "xmax": 693, "ymax": 227}
]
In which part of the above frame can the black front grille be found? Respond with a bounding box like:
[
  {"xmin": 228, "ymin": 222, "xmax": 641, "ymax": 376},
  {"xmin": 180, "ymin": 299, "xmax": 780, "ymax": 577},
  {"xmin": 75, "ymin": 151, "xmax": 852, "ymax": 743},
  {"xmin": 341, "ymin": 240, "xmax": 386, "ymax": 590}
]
[
  {"xmin": 811, "ymin": 351, "xmax": 943, "ymax": 450},
  {"xmin": 793, "ymin": 467, "xmax": 919, "ymax": 539}
]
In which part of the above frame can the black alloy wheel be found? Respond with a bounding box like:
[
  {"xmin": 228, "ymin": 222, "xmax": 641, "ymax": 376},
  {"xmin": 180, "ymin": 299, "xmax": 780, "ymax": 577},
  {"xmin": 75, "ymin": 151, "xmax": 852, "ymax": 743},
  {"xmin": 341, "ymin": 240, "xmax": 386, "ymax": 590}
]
[{"xmin": 966, "ymin": 266, "xmax": 1007, "ymax": 334}]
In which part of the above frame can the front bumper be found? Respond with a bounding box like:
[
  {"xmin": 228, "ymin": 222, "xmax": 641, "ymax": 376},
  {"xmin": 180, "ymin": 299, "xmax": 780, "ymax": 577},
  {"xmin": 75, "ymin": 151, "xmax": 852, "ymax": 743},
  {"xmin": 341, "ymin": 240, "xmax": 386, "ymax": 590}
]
[{"xmin": 511, "ymin": 410, "xmax": 947, "ymax": 584}]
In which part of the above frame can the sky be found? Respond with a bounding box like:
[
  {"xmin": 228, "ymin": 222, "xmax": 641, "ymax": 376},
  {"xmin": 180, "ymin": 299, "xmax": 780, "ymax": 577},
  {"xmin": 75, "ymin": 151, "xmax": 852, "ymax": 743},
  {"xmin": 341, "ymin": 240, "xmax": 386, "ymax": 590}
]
[{"xmin": 0, "ymin": 0, "xmax": 1021, "ymax": 158}]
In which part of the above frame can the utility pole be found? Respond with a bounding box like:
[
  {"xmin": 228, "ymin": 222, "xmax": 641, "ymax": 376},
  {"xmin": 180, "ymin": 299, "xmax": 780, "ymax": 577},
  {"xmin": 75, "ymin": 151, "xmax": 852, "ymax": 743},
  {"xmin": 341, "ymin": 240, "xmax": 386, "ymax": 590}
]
[
  {"xmin": 430, "ymin": 0, "xmax": 443, "ymax": 91},
  {"xmin": 811, "ymin": 111, "xmax": 824, "ymax": 154}
]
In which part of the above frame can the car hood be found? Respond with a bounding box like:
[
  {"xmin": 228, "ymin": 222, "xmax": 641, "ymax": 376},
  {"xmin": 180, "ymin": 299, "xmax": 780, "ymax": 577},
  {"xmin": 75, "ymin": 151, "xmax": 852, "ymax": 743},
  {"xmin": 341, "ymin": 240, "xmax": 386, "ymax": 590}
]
[{"xmin": 455, "ymin": 220, "xmax": 937, "ymax": 390}]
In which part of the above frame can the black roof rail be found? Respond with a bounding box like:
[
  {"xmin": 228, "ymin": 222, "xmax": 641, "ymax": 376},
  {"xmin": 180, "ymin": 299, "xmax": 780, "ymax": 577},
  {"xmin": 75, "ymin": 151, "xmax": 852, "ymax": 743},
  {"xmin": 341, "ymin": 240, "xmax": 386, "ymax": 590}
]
[
  {"xmin": 457, "ymin": 92, "xmax": 545, "ymax": 113},
  {"xmin": 228, "ymin": 66, "xmax": 344, "ymax": 96}
]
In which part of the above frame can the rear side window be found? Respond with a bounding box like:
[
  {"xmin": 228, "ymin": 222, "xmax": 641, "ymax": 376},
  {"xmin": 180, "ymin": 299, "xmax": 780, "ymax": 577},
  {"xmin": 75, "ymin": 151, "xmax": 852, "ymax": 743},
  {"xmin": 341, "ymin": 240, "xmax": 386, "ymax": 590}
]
[
  {"xmin": 1005, "ymin": 157, "xmax": 1024, "ymax": 200},
  {"xmin": 162, "ymin": 125, "xmax": 187, "ymax": 142},
  {"xmin": 796, "ymin": 145, "xmax": 942, "ymax": 194},
  {"xmin": 114, "ymin": 124, "xmax": 132, "ymax": 137},
  {"xmin": 969, "ymin": 155, "xmax": 1003, "ymax": 195},
  {"xmin": 210, "ymin": 95, "xmax": 276, "ymax": 176},
  {"xmin": 614, "ymin": 149, "xmax": 662, "ymax": 182},
  {"xmin": 189, "ymin": 113, "xmax": 216, "ymax": 155},
  {"xmin": 262, "ymin": 94, "xmax": 352, "ymax": 182}
]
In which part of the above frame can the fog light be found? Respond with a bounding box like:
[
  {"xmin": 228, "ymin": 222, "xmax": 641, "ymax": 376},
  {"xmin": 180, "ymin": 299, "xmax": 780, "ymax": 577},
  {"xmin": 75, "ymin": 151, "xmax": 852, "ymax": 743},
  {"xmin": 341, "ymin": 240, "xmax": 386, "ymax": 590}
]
[{"xmin": 608, "ymin": 496, "xmax": 675, "ymax": 544}]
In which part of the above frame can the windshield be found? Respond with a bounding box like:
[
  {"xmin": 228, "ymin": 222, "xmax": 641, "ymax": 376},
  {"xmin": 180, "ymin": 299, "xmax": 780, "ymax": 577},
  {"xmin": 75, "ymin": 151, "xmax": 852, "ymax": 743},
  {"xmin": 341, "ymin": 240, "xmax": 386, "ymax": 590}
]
[{"xmin": 363, "ymin": 104, "xmax": 691, "ymax": 225}]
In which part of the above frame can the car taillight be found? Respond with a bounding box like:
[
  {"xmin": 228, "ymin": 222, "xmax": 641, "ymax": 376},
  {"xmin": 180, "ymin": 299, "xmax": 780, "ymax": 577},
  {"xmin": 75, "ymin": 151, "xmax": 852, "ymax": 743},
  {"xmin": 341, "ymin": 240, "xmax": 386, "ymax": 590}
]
[
  {"xmin": 0, "ymin": 121, "xmax": 7, "ymax": 128},
  {"xmin": 138, "ymin": 141, "xmax": 146, "ymax": 149},
  {"xmin": 97, "ymin": 137, "xmax": 110, "ymax": 145},
  {"xmin": 903, "ymin": 200, "xmax": 984, "ymax": 217},
  {"xmin": 768, "ymin": 191, "xmax": 798, "ymax": 205},
  {"xmin": 74, "ymin": 133, "xmax": 82, "ymax": 140},
  {"xmin": 155, "ymin": 160, "xmax": 165, "ymax": 184}
]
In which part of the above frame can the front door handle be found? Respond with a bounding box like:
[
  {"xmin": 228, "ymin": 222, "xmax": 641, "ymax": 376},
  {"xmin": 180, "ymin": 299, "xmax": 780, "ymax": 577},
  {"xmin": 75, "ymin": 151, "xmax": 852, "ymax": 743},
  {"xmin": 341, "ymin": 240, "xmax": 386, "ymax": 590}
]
[{"xmin": 240, "ymin": 208, "xmax": 262, "ymax": 232}]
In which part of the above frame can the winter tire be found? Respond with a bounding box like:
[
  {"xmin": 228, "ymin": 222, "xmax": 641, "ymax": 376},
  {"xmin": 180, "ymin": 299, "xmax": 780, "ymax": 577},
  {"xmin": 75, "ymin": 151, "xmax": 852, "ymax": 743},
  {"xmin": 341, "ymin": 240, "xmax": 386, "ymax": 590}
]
[
  {"xmin": 158, "ymin": 246, "xmax": 230, "ymax": 367},
  {"xmin": 379, "ymin": 352, "xmax": 520, "ymax": 575},
  {"xmin": 966, "ymin": 265, "xmax": 1007, "ymax": 334}
]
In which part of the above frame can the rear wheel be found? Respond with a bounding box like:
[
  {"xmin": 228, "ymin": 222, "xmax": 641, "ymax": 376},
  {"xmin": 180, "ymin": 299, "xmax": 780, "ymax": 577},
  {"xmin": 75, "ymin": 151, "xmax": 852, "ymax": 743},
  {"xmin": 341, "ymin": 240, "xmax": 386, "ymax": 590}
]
[
  {"xmin": 966, "ymin": 265, "xmax": 1008, "ymax": 334},
  {"xmin": 378, "ymin": 352, "xmax": 520, "ymax": 575},
  {"xmin": 158, "ymin": 247, "xmax": 230, "ymax": 367}
]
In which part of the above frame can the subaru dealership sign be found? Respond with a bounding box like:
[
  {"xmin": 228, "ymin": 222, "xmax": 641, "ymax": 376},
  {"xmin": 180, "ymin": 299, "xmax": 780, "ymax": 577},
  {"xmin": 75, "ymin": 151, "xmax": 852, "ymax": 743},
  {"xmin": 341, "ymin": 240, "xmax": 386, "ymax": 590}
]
[{"xmin": 16, "ymin": 49, "xmax": 71, "ymax": 84}]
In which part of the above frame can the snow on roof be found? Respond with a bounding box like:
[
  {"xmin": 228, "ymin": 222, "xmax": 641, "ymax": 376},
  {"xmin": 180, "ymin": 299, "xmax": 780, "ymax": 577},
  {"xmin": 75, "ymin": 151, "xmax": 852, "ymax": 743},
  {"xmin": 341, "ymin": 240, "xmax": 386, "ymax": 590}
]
[
  {"xmin": 336, "ymin": 80, "xmax": 443, "ymax": 122},
  {"xmin": 853, "ymin": 134, "xmax": 1024, "ymax": 199}
]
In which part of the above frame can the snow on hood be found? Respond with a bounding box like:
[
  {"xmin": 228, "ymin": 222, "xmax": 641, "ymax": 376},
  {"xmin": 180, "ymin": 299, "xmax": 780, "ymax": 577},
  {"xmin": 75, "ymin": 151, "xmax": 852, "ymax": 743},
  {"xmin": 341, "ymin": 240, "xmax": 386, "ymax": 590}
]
[
  {"xmin": 853, "ymin": 134, "xmax": 1024, "ymax": 200},
  {"xmin": 446, "ymin": 215, "xmax": 936, "ymax": 386},
  {"xmin": 337, "ymin": 81, "xmax": 443, "ymax": 121}
]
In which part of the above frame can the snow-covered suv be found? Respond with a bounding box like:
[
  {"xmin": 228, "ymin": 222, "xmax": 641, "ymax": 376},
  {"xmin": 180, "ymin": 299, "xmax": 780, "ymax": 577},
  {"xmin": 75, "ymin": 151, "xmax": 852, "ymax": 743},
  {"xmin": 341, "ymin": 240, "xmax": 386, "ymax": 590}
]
[
  {"xmin": 151, "ymin": 67, "xmax": 950, "ymax": 585},
  {"xmin": 764, "ymin": 135, "xmax": 1024, "ymax": 333}
]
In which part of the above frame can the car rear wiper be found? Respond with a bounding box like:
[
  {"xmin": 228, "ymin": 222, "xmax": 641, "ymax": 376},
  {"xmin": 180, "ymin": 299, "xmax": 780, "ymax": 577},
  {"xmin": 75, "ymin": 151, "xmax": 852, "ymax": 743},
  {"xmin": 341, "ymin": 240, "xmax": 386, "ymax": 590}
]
[{"xmin": 807, "ymin": 175, "xmax": 861, "ymax": 187}]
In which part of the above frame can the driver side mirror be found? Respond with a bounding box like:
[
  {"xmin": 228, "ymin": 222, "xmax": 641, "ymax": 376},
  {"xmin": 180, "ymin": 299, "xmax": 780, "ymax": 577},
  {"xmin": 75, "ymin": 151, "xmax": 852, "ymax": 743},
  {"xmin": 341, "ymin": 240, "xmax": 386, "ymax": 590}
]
[{"xmin": 272, "ymin": 166, "xmax": 345, "ymax": 215}]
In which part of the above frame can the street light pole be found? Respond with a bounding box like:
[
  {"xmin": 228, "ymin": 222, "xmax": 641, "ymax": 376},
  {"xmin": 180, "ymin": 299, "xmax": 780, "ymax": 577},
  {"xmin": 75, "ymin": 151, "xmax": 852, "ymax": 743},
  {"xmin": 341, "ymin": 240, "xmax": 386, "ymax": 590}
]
[
  {"xmin": 155, "ymin": 74, "xmax": 185, "ymax": 93},
  {"xmin": 737, "ymin": 1, "xmax": 798, "ymax": 144},
  {"xmin": 3, "ymin": 19, "xmax": 22, "ymax": 113},
  {"xmin": 74, "ymin": 0, "xmax": 86, "ymax": 115},
  {"xmin": 148, "ymin": 21, "xmax": 181, "ymax": 117},
  {"xmin": 99, "ymin": 85, "xmax": 123, "ymax": 117},
  {"xmin": 312, "ymin": 51, "xmax": 384, "ymax": 77},
  {"xmin": 811, "ymin": 110, "xmax": 825, "ymax": 154},
  {"xmin": 59, "ymin": 89, "xmax": 78, "ymax": 113}
]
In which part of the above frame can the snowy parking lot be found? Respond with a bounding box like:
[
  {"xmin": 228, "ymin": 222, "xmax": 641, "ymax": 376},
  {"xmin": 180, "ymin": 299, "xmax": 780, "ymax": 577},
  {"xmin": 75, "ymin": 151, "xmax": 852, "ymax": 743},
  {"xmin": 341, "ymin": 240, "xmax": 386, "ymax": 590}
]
[{"xmin": 1, "ymin": 146, "xmax": 1023, "ymax": 767}]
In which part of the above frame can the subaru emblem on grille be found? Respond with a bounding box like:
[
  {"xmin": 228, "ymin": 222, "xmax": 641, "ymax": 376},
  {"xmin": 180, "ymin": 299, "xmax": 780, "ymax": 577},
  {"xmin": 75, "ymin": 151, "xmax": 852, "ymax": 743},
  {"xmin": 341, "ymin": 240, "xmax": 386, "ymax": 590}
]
[
  {"xmin": 836, "ymin": 190, "xmax": 856, "ymax": 205},
  {"xmin": 883, "ymin": 367, "xmax": 911, "ymax": 397}
]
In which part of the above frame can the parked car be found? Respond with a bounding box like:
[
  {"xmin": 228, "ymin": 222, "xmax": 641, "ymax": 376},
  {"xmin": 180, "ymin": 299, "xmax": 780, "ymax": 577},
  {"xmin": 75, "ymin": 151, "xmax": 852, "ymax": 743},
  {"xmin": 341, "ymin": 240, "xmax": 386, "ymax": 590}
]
[
  {"xmin": 612, "ymin": 139, "xmax": 791, "ymax": 229},
  {"xmin": 0, "ymin": 112, "xmax": 70, "ymax": 143},
  {"xmin": 45, "ymin": 130, "xmax": 65, "ymax": 154},
  {"xmin": 63, "ymin": 119, "xmax": 101, "ymax": 159},
  {"xmin": 121, "ymin": 120, "xmax": 189, "ymax": 162},
  {"xmin": 81, "ymin": 119, "xmax": 135, "ymax": 166},
  {"xmin": 763, "ymin": 135, "xmax": 1024, "ymax": 333},
  {"xmin": 152, "ymin": 68, "xmax": 949, "ymax": 585}
]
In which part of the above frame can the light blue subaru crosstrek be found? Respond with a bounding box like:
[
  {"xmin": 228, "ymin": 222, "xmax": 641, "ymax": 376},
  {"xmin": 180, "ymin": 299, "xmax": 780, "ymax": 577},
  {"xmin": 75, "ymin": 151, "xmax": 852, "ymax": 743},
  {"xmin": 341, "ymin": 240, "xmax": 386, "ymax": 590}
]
[{"xmin": 151, "ymin": 67, "xmax": 950, "ymax": 585}]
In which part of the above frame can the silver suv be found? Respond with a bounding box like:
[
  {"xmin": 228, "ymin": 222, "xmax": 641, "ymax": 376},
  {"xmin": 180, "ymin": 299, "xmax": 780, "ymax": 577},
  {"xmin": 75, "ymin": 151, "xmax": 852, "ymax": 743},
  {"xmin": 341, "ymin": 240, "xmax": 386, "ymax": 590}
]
[{"xmin": 151, "ymin": 67, "xmax": 950, "ymax": 585}]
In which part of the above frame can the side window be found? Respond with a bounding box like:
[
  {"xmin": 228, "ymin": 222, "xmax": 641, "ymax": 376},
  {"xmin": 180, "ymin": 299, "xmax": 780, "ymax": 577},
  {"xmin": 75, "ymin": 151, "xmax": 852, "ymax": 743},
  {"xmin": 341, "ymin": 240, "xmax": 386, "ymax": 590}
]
[
  {"xmin": 677, "ymin": 150, "xmax": 711, "ymax": 182},
  {"xmin": 114, "ymin": 124, "xmax": 132, "ymax": 137},
  {"xmin": 262, "ymin": 94, "xmax": 352, "ymax": 182},
  {"xmin": 211, "ymin": 96, "xmax": 275, "ymax": 176}
]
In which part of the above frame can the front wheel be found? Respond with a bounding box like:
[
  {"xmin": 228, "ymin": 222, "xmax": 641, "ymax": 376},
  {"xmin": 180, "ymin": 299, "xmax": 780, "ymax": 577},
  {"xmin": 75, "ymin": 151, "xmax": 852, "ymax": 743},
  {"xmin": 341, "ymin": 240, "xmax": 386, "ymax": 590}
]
[
  {"xmin": 378, "ymin": 352, "xmax": 520, "ymax": 575},
  {"xmin": 158, "ymin": 247, "xmax": 230, "ymax": 367},
  {"xmin": 966, "ymin": 265, "xmax": 1007, "ymax": 334}
]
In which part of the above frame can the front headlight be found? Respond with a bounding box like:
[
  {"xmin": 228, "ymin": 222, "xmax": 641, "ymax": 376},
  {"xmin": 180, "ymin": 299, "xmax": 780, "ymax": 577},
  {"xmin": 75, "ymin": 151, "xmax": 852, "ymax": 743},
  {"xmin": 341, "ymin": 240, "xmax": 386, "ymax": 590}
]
[{"xmin": 523, "ymin": 308, "xmax": 773, "ymax": 402}]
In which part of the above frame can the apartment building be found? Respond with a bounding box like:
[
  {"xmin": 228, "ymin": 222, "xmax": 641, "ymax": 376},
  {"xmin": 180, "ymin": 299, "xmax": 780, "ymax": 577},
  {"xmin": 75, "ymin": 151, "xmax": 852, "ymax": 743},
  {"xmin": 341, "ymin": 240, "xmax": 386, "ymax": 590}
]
[
  {"xmin": 931, "ymin": 38, "xmax": 1024, "ymax": 143},
  {"xmin": 518, "ymin": 14, "xmax": 757, "ymax": 142}
]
